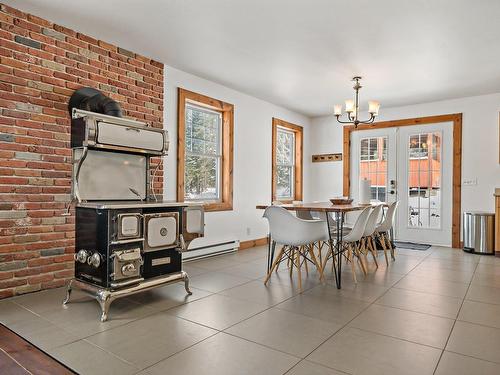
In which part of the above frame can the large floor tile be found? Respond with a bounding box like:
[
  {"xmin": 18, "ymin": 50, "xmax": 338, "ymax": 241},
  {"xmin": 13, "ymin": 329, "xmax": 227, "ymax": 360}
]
[
  {"xmin": 218, "ymin": 280, "xmax": 297, "ymax": 307},
  {"xmin": 446, "ymin": 321, "xmax": 500, "ymax": 363},
  {"xmin": 352, "ymin": 268, "xmax": 406, "ymax": 287},
  {"xmin": 138, "ymin": 332, "xmax": 299, "ymax": 375},
  {"xmin": 429, "ymin": 250, "xmax": 479, "ymax": 263},
  {"xmin": 474, "ymin": 263, "xmax": 500, "ymax": 275},
  {"xmin": 12, "ymin": 287, "xmax": 84, "ymax": 314},
  {"xmin": 418, "ymin": 258, "xmax": 478, "ymax": 272},
  {"xmin": 435, "ymin": 351, "xmax": 500, "ymax": 375},
  {"xmin": 226, "ymin": 308, "xmax": 341, "ymax": 357},
  {"xmin": 466, "ymin": 284, "xmax": 500, "ymax": 305},
  {"xmin": 394, "ymin": 274, "xmax": 469, "ymax": 298},
  {"xmin": 188, "ymin": 256, "xmax": 242, "ymax": 271},
  {"xmin": 125, "ymin": 283, "xmax": 212, "ymax": 312},
  {"xmin": 219, "ymin": 261, "xmax": 268, "ymax": 279},
  {"xmin": 231, "ymin": 246, "xmax": 268, "ymax": 262},
  {"xmin": 0, "ymin": 300, "xmax": 40, "ymax": 325},
  {"xmin": 349, "ymin": 304, "xmax": 454, "ymax": 348},
  {"xmin": 275, "ymin": 292, "xmax": 369, "ymax": 325},
  {"xmin": 87, "ymin": 312, "xmax": 216, "ymax": 369},
  {"xmin": 7, "ymin": 314, "xmax": 80, "ymax": 351},
  {"xmin": 471, "ymin": 272, "xmax": 500, "ymax": 289},
  {"xmin": 458, "ymin": 300, "xmax": 500, "ymax": 329},
  {"xmin": 409, "ymin": 265, "xmax": 474, "ymax": 284},
  {"xmin": 189, "ymin": 272, "xmax": 252, "ymax": 293},
  {"xmin": 181, "ymin": 263, "xmax": 210, "ymax": 277},
  {"xmin": 318, "ymin": 280, "xmax": 389, "ymax": 303},
  {"xmin": 167, "ymin": 293, "xmax": 267, "ymax": 330},
  {"xmin": 286, "ymin": 360, "xmax": 345, "ymax": 375},
  {"xmin": 38, "ymin": 297, "xmax": 156, "ymax": 338},
  {"xmin": 307, "ymin": 327, "xmax": 441, "ymax": 375},
  {"xmin": 48, "ymin": 340, "xmax": 139, "ymax": 375},
  {"xmin": 266, "ymin": 268, "xmax": 323, "ymax": 291},
  {"xmin": 375, "ymin": 287, "xmax": 463, "ymax": 319}
]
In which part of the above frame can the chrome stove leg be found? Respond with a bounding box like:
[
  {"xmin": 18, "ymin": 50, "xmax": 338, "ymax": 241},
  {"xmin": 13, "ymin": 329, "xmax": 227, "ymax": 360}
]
[
  {"xmin": 96, "ymin": 290, "xmax": 113, "ymax": 322},
  {"xmin": 181, "ymin": 271, "xmax": 192, "ymax": 295},
  {"xmin": 62, "ymin": 279, "xmax": 74, "ymax": 305}
]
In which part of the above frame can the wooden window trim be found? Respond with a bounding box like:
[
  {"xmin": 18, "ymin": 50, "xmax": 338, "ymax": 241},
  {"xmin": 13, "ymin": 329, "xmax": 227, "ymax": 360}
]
[
  {"xmin": 177, "ymin": 88, "xmax": 234, "ymax": 212},
  {"xmin": 272, "ymin": 118, "xmax": 303, "ymax": 203},
  {"xmin": 342, "ymin": 113, "xmax": 462, "ymax": 248}
]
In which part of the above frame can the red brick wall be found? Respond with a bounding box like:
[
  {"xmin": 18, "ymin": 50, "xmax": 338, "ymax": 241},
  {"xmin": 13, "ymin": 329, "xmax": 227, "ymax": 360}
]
[{"xmin": 0, "ymin": 4, "xmax": 164, "ymax": 298}]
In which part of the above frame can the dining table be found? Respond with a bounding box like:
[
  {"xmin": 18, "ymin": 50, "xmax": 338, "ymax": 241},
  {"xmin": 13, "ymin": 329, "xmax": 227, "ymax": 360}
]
[{"xmin": 256, "ymin": 201, "xmax": 387, "ymax": 289}]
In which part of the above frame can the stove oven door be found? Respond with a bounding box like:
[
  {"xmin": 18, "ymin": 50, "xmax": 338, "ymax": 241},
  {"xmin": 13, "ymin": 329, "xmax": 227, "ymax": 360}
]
[
  {"xmin": 144, "ymin": 213, "xmax": 179, "ymax": 251},
  {"xmin": 114, "ymin": 213, "xmax": 143, "ymax": 241}
]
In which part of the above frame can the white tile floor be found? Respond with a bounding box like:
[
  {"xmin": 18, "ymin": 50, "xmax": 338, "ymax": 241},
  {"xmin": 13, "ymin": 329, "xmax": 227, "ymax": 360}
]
[{"xmin": 2, "ymin": 245, "xmax": 500, "ymax": 374}]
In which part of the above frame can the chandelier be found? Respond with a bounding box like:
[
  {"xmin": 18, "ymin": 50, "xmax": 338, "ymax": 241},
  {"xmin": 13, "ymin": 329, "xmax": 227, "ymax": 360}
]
[{"xmin": 334, "ymin": 76, "xmax": 380, "ymax": 128}]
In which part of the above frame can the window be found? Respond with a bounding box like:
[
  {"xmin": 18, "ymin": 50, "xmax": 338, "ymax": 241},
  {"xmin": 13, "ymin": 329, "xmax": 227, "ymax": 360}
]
[
  {"xmin": 177, "ymin": 88, "xmax": 233, "ymax": 211},
  {"xmin": 272, "ymin": 118, "xmax": 303, "ymax": 202}
]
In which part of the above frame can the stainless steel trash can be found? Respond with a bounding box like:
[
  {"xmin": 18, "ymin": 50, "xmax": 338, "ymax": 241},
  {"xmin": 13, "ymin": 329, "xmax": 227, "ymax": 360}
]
[{"xmin": 463, "ymin": 211, "xmax": 495, "ymax": 254}]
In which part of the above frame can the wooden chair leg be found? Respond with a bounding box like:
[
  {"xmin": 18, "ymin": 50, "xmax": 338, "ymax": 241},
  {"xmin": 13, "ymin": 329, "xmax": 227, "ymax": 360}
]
[
  {"xmin": 360, "ymin": 238, "xmax": 369, "ymax": 268},
  {"xmin": 276, "ymin": 245, "xmax": 284, "ymax": 272},
  {"xmin": 356, "ymin": 242, "xmax": 368, "ymax": 275},
  {"xmin": 303, "ymin": 246, "xmax": 309, "ymax": 275},
  {"xmin": 308, "ymin": 245, "xmax": 324, "ymax": 282},
  {"xmin": 348, "ymin": 244, "xmax": 357, "ymax": 283},
  {"xmin": 368, "ymin": 237, "xmax": 379, "ymax": 268},
  {"xmin": 388, "ymin": 235, "xmax": 396, "ymax": 260},
  {"xmin": 296, "ymin": 247, "xmax": 302, "ymax": 292},
  {"xmin": 322, "ymin": 244, "xmax": 333, "ymax": 272},
  {"xmin": 289, "ymin": 248, "xmax": 295, "ymax": 277},
  {"xmin": 379, "ymin": 233, "xmax": 389, "ymax": 266},
  {"xmin": 264, "ymin": 243, "xmax": 284, "ymax": 285},
  {"xmin": 318, "ymin": 241, "xmax": 323, "ymax": 265}
]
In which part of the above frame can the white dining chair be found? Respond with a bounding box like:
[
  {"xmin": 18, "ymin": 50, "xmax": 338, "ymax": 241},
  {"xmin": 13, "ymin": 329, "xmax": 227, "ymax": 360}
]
[
  {"xmin": 263, "ymin": 206, "xmax": 327, "ymax": 291},
  {"xmin": 322, "ymin": 206, "xmax": 372, "ymax": 283},
  {"xmin": 375, "ymin": 201, "xmax": 399, "ymax": 265},
  {"xmin": 359, "ymin": 204, "xmax": 384, "ymax": 269}
]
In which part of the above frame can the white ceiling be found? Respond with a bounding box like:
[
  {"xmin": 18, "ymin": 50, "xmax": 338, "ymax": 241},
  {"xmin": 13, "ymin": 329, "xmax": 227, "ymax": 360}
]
[{"xmin": 5, "ymin": 0, "xmax": 500, "ymax": 117}]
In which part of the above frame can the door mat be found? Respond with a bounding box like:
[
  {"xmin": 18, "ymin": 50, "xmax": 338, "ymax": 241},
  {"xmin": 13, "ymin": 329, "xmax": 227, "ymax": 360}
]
[{"xmin": 394, "ymin": 241, "xmax": 431, "ymax": 251}]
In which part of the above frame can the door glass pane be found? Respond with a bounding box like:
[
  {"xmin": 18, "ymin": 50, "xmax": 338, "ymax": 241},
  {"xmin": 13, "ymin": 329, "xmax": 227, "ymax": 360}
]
[
  {"xmin": 359, "ymin": 136, "xmax": 387, "ymax": 202},
  {"xmin": 407, "ymin": 131, "xmax": 442, "ymax": 228}
]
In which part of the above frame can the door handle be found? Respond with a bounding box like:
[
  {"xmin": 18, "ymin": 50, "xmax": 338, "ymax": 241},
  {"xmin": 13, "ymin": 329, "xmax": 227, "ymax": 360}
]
[{"xmin": 389, "ymin": 190, "xmax": 395, "ymax": 195}]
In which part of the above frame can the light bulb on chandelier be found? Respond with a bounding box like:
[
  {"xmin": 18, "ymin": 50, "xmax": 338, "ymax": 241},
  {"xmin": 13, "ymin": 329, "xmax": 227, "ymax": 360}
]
[{"xmin": 334, "ymin": 76, "xmax": 380, "ymax": 128}]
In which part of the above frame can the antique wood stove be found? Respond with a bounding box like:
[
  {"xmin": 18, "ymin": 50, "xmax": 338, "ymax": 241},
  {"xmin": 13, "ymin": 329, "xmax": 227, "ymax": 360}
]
[{"xmin": 62, "ymin": 93, "xmax": 203, "ymax": 321}]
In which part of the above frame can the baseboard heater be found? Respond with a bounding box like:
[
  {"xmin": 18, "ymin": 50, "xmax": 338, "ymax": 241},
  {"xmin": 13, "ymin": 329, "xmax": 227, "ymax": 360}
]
[{"xmin": 183, "ymin": 240, "xmax": 240, "ymax": 262}]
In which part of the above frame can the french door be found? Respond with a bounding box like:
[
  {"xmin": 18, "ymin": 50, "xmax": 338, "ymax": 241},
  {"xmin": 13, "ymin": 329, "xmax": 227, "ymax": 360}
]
[{"xmin": 350, "ymin": 122, "xmax": 453, "ymax": 246}]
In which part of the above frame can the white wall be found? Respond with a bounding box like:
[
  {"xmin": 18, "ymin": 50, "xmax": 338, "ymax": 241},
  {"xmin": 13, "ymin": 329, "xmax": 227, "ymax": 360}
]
[
  {"xmin": 163, "ymin": 66, "xmax": 312, "ymax": 245},
  {"xmin": 310, "ymin": 92, "xmax": 500, "ymax": 216}
]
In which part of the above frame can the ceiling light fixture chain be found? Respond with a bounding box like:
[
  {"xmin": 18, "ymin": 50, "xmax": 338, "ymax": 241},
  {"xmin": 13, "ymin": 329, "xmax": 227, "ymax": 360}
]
[{"xmin": 334, "ymin": 76, "xmax": 380, "ymax": 128}]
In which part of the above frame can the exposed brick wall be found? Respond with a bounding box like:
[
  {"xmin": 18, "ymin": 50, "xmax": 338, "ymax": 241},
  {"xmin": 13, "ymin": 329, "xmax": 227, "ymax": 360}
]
[{"xmin": 0, "ymin": 4, "xmax": 164, "ymax": 298}]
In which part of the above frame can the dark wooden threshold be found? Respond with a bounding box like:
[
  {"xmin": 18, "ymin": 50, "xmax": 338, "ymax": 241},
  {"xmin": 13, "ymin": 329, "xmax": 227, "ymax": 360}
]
[
  {"xmin": 239, "ymin": 237, "xmax": 269, "ymax": 250},
  {"xmin": 0, "ymin": 324, "xmax": 75, "ymax": 375}
]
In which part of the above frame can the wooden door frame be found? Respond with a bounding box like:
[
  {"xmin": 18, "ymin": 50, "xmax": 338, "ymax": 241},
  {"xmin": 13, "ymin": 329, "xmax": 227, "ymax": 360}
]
[{"xmin": 343, "ymin": 113, "xmax": 463, "ymax": 248}]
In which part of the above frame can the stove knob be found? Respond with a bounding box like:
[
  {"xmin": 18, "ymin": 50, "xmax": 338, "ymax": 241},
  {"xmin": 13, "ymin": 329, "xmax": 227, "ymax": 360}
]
[
  {"xmin": 121, "ymin": 263, "xmax": 137, "ymax": 276},
  {"xmin": 75, "ymin": 249, "xmax": 89, "ymax": 264},
  {"xmin": 87, "ymin": 252, "xmax": 101, "ymax": 268}
]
